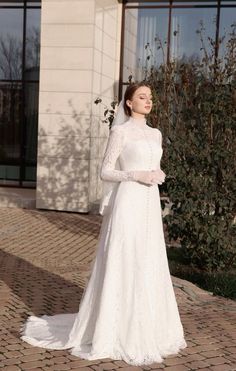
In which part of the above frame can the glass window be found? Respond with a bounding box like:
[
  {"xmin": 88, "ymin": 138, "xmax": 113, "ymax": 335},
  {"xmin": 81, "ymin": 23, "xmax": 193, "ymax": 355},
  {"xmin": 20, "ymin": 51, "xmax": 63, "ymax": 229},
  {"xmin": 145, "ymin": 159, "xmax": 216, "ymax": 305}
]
[
  {"xmin": 173, "ymin": 1, "xmax": 217, "ymax": 5},
  {"xmin": 0, "ymin": 2, "xmax": 24, "ymax": 6},
  {"xmin": 28, "ymin": 1, "xmax": 41, "ymax": 6},
  {"xmin": 221, "ymin": 1, "xmax": 236, "ymax": 5},
  {"xmin": 0, "ymin": 81, "xmax": 22, "ymax": 164},
  {"xmin": 0, "ymin": 9, "xmax": 23, "ymax": 80},
  {"xmin": 218, "ymin": 7, "xmax": 236, "ymax": 59},
  {"xmin": 25, "ymin": 8, "xmax": 41, "ymax": 80},
  {"xmin": 127, "ymin": 2, "xmax": 169, "ymax": 5},
  {"xmin": 170, "ymin": 7, "xmax": 217, "ymax": 62},
  {"xmin": 126, "ymin": 1, "xmax": 218, "ymax": 5},
  {"xmin": 0, "ymin": 1, "xmax": 41, "ymax": 187},
  {"xmin": 24, "ymin": 82, "xmax": 39, "ymax": 166},
  {"xmin": 122, "ymin": 2, "xmax": 236, "ymax": 88},
  {"xmin": 123, "ymin": 8, "xmax": 169, "ymax": 82}
]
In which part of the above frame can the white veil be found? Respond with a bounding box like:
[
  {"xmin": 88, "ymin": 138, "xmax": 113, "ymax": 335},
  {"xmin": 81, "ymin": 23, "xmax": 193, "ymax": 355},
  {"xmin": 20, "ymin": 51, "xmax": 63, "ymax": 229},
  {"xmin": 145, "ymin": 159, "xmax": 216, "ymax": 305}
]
[
  {"xmin": 99, "ymin": 100, "xmax": 129, "ymax": 215},
  {"xmin": 112, "ymin": 99, "xmax": 129, "ymax": 127}
]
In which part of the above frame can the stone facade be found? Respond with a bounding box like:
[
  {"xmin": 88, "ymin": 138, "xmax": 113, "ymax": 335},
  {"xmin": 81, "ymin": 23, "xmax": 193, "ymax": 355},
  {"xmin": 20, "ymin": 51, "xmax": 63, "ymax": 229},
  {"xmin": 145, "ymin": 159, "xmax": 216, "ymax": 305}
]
[{"xmin": 36, "ymin": 0, "xmax": 122, "ymax": 212}]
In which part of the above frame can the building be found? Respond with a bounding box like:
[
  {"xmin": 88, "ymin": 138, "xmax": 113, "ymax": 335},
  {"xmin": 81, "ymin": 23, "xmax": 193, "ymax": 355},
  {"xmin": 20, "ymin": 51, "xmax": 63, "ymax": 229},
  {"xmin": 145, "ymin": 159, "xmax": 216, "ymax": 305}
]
[{"xmin": 0, "ymin": 0, "xmax": 235, "ymax": 212}]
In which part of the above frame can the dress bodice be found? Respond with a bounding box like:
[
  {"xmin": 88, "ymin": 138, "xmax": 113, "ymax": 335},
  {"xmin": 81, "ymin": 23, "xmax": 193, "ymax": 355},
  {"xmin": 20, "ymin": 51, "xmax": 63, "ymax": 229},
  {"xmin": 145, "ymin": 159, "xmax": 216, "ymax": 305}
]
[
  {"xmin": 100, "ymin": 117, "xmax": 163, "ymax": 182},
  {"xmin": 119, "ymin": 122, "xmax": 162, "ymax": 171}
]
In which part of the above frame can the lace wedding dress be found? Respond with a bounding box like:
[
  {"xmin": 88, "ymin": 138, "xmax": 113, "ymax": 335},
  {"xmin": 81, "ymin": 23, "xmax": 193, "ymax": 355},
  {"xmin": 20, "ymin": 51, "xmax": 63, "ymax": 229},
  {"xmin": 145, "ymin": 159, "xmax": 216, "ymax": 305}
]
[{"xmin": 21, "ymin": 117, "xmax": 187, "ymax": 366}]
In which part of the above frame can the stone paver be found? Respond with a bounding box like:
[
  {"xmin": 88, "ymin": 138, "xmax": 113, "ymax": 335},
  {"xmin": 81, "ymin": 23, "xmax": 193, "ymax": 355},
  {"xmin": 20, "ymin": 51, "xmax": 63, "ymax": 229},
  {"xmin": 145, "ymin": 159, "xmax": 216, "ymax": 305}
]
[{"xmin": 0, "ymin": 207, "xmax": 236, "ymax": 371}]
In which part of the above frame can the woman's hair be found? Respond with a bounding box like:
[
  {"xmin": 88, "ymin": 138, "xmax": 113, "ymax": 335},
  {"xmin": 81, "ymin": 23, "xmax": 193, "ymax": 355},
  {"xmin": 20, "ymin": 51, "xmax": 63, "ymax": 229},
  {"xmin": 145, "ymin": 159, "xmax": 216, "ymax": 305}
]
[{"xmin": 123, "ymin": 82, "xmax": 151, "ymax": 116}]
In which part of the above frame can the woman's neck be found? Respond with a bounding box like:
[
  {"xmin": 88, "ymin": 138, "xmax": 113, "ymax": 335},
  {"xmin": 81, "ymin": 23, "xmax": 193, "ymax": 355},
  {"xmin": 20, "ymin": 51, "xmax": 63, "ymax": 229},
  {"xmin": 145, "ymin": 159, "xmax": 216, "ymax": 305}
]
[{"xmin": 129, "ymin": 116, "xmax": 146, "ymax": 127}]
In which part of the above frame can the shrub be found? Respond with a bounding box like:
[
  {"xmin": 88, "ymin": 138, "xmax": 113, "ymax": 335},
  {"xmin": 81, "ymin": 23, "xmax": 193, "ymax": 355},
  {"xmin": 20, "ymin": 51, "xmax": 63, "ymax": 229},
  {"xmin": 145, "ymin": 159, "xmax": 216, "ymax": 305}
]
[{"xmin": 144, "ymin": 22, "xmax": 236, "ymax": 272}]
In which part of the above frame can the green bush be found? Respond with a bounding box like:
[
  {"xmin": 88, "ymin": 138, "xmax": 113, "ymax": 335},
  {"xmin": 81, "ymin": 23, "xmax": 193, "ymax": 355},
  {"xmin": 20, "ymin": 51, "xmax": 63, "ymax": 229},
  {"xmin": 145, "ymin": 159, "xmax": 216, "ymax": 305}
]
[
  {"xmin": 144, "ymin": 23, "xmax": 236, "ymax": 272},
  {"xmin": 167, "ymin": 247, "xmax": 236, "ymax": 299}
]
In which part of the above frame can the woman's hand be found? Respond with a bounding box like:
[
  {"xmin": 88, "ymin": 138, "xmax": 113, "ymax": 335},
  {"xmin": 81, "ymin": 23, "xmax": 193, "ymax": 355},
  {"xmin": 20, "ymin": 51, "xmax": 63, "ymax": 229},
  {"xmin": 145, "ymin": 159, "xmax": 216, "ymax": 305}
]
[
  {"xmin": 132, "ymin": 169, "xmax": 166, "ymax": 185},
  {"xmin": 150, "ymin": 169, "xmax": 166, "ymax": 185}
]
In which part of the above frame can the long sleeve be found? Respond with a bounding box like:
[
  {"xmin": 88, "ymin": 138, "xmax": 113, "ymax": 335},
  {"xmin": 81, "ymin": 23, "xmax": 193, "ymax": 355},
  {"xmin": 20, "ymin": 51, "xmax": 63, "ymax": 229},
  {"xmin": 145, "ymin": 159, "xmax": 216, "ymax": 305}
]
[
  {"xmin": 100, "ymin": 126, "xmax": 135, "ymax": 182},
  {"xmin": 155, "ymin": 127, "xmax": 162, "ymax": 147},
  {"xmin": 151, "ymin": 128, "xmax": 162, "ymax": 171}
]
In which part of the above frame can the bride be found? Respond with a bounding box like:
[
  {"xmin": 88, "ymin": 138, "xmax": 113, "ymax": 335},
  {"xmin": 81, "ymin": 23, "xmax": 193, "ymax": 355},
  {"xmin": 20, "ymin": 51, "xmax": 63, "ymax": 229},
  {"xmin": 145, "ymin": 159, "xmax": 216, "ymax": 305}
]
[{"xmin": 21, "ymin": 82, "xmax": 187, "ymax": 366}]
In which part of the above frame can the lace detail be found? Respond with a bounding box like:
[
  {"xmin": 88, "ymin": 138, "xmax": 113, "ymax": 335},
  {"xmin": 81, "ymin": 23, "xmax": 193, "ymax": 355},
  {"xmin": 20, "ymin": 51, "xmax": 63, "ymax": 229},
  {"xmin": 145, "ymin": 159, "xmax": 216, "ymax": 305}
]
[
  {"xmin": 100, "ymin": 119, "xmax": 162, "ymax": 183},
  {"xmin": 100, "ymin": 125, "xmax": 135, "ymax": 182},
  {"xmin": 21, "ymin": 115, "xmax": 187, "ymax": 366},
  {"xmin": 111, "ymin": 337, "xmax": 187, "ymax": 366}
]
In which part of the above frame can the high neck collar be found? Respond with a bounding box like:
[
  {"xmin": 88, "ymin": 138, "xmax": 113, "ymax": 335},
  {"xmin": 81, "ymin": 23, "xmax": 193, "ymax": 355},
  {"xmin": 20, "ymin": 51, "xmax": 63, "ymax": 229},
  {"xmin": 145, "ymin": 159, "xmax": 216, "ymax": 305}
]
[{"xmin": 129, "ymin": 116, "xmax": 147, "ymax": 127}]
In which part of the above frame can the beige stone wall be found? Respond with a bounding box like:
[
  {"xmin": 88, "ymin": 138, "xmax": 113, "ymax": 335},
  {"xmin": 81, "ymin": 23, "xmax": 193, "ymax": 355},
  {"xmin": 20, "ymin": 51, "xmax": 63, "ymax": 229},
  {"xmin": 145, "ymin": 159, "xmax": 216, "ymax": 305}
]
[{"xmin": 36, "ymin": 0, "xmax": 122, "ymax": 212}]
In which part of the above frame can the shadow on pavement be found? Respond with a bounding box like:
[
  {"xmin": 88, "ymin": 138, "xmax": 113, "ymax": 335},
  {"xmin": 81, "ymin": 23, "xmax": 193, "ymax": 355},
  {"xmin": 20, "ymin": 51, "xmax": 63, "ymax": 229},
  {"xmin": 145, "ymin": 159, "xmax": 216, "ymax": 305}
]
[{"xmin": 0, "ymin": 248, "xmax": 84, "ymax": 320}]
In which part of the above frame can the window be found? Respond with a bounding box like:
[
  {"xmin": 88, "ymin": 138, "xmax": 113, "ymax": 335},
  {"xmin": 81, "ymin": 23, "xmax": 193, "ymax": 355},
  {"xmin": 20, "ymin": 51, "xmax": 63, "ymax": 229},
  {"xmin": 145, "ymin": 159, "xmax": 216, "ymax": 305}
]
[
  {"xmin": 0, "ymin": 0, "xmax": 41, "ymax": 187},
  {"xmin": 121, "ymin": 0, "xmax": 236, "ymax": 95}
]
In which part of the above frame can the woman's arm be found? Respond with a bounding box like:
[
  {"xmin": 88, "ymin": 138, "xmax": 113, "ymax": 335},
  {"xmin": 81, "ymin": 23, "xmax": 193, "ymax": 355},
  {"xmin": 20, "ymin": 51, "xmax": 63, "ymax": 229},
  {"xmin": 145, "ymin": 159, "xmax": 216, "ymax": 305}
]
[
  {"xmin": 100, "ymin": 126, "xmax": 135, "ymax": 182},
  {"xmin": 155, "ymin": 127, "xmax": 162, "ymax": 147},
  {"xmin": 100, "ymin": 125, "xmax": 164, "ymax": 185},
  {"xmin": 154, "ymin": 128, "xmax": 166, "ymax": 182}
]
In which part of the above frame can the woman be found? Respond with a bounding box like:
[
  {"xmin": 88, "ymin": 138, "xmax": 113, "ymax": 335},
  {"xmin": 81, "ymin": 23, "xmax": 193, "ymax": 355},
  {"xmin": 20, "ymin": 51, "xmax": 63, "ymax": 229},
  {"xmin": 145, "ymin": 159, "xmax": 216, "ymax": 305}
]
[{"xmin": 21, "ymin": 82, "xmax": 187, "ymax": 366}]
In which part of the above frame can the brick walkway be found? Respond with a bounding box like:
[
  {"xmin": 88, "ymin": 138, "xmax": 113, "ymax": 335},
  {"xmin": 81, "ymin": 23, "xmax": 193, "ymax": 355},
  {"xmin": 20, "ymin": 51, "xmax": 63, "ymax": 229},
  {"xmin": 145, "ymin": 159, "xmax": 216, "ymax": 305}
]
[{"xmin": 0, "ymin": 207, "xmax": 236, "ymax": 371}]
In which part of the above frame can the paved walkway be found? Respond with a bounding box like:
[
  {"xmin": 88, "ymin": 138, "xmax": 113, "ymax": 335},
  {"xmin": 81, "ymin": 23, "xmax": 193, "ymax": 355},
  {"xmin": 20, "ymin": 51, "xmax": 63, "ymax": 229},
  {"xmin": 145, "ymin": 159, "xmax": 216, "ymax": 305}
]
[{"xmin": 0, "ymin": 207, "xmax": 236, "ymax": 371}]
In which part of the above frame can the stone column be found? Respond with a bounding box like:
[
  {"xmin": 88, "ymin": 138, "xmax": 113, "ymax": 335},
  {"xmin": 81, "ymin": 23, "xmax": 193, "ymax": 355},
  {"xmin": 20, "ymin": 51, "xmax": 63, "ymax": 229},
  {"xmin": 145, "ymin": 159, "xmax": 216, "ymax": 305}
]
[{"xmin": 36, "ymin": 0, "xmax": 122, "ymax": 212}]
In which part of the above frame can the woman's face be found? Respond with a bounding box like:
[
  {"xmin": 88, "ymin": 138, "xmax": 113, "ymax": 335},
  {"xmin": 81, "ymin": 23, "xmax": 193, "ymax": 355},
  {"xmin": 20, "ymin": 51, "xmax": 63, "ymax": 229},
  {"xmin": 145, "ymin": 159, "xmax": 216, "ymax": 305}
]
[{"xmin": 126, "ymin": 86, "xmax": 153, "ymax": 118}]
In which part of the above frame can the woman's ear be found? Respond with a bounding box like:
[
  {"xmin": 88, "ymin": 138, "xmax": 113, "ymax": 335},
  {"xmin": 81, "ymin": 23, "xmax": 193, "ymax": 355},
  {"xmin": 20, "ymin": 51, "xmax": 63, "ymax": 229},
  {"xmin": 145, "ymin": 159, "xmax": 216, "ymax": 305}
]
[{"xmin": 126, "ymin": 99, "xmax": 132, "ymax": 109}]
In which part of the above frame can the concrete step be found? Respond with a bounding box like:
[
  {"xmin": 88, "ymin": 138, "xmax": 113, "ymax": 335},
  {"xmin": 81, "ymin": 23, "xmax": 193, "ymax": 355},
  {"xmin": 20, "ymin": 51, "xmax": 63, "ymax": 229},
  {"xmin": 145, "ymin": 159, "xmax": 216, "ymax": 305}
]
[{"xmin": 0, "ymin": 187, "xmax": 36, "ymax": 209}]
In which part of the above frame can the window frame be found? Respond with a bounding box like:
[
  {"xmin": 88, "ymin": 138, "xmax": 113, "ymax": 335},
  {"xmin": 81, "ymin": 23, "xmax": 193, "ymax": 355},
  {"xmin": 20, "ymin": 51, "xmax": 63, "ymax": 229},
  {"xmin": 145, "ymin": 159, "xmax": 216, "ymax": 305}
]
[{"xmin": 119, "ymin": 0, "xmax": 236, "ymax": 98}]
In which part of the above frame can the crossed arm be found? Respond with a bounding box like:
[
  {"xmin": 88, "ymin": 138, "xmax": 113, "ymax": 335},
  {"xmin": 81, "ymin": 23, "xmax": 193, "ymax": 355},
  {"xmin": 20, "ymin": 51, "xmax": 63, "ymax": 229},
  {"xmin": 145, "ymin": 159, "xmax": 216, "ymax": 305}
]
[{"xmin": 100, "ymin": 126, "xmax": 165, "ymax": 185}]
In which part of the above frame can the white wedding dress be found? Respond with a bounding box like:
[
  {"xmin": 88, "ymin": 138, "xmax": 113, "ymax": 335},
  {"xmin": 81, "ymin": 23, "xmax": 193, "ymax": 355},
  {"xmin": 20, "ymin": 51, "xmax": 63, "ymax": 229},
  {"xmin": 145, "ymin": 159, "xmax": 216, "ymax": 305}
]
[{"xmin": 21, "ymin": 117, "xmax": 187, "ymax": 366}]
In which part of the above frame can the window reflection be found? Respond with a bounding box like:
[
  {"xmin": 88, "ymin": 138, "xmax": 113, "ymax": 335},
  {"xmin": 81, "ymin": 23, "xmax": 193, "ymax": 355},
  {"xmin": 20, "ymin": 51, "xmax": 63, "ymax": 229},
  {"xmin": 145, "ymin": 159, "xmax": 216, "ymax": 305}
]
[
  {"xmin": 171, "ymin": 8, "xmax": 217, "ymax": 62},
  {"xmin": 218, "ymin": 8, "xmax": 236, "ymax": 59},
  {"xmin": 123, "ymin": 2, "xmax": 236, "ymax": 85},
  {"xmin": 173, "ymin": 1, "xmax": 217, "ymax": 5},
  {"xmin": 0, "ymin": 9, "xmax": 23, "ymax": 80},
  {"xmin": 25, "ymin": 82, "xmax": 39, "ymax": 165},
  {"xmin": 123, "ymin": 8, "xmax": 169, "ymax": 82},
  {"xmin": 0, "ymin": 1, "xmax": 40, "ymax": 185},
  {"xmin": 0, "ymin": 82, "xmax": 22, "ymax": 162},
  {"xmin": 25, "ymin": 9, "xmax": 41, "ymax": 80},
  {"xmin": 0, "ymin": 2, "xmax": 23, "ymax": 5}
]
